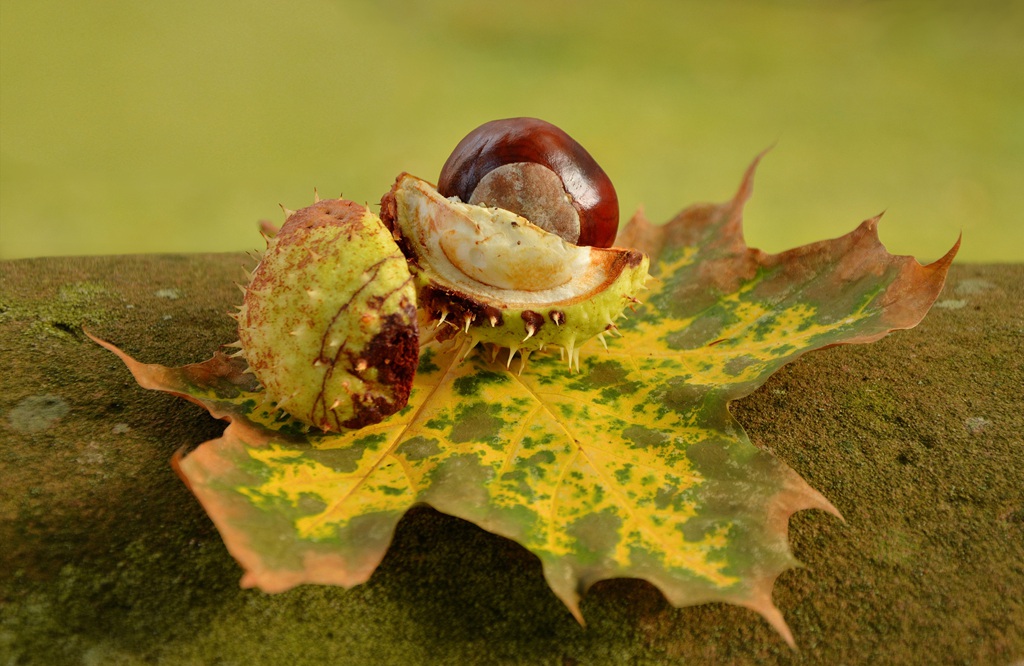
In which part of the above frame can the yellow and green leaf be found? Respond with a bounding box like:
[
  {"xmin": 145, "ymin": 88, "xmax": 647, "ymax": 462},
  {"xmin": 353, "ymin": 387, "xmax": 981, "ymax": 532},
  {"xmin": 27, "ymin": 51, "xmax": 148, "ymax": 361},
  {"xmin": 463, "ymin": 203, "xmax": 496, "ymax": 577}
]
[{"xmin": 91, "ymin": 158, "xmax": 956, "ymax": 646}]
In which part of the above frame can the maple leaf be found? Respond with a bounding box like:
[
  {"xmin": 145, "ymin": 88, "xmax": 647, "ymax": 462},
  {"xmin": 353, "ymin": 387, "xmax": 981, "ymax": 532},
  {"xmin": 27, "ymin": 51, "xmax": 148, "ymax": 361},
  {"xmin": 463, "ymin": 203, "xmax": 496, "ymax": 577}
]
[{"xmin": 89, "ymin": 158, "xmax": 956, "ymax": 646}]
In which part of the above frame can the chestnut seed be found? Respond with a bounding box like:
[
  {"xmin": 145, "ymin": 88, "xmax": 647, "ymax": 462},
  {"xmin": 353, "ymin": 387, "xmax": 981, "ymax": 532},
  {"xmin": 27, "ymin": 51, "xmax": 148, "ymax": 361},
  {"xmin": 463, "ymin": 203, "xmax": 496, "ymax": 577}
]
[{"xmin": 437, "ymin": 117, "xmax": 619, "ymax": 248}]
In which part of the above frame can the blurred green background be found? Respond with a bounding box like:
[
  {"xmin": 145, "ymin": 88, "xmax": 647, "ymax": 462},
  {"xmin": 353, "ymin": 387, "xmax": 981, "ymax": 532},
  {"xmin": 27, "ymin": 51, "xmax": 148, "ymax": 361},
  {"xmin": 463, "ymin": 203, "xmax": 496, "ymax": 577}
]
[{"xmin": 2, "ymin": 0, "xmax": 1020, "ymax": 262}]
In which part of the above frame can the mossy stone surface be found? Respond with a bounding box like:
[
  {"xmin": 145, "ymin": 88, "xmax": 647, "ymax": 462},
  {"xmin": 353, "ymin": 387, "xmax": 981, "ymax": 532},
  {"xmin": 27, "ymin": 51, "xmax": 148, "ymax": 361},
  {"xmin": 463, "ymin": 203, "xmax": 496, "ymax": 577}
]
[{"xmin": 1, "ymin": 255, "xmax": 1022, "ymax": 664}]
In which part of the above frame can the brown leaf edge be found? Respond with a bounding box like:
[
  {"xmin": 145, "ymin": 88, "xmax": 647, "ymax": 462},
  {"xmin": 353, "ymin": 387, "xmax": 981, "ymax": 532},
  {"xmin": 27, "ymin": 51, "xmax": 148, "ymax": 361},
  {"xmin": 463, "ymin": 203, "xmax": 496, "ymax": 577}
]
[
  {"xmin": 614, "ymin": 154, "xmax": 959, "ymax": 645},
  {"xmin": 620, "ymin": 153, "xmax": 960, "ymax": 350}
]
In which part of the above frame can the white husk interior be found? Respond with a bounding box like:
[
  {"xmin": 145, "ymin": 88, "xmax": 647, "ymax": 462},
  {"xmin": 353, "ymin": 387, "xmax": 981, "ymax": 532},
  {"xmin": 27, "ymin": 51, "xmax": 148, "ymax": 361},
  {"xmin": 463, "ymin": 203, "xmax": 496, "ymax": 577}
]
[{"xmin": 401, "ymin": 177, "xmax": 600, "ymax": 302}]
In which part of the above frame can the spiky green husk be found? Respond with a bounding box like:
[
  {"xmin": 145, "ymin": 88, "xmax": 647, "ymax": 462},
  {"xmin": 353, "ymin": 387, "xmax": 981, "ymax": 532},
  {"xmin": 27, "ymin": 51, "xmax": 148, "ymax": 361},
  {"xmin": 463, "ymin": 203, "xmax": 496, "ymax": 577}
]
[
  {"xmin": 236, "ymin": 199, "xmax": 418, "ymax": 431},
  {"xmin": 381, "ymin": 173, "xmax": 649, "ymax": 371}
]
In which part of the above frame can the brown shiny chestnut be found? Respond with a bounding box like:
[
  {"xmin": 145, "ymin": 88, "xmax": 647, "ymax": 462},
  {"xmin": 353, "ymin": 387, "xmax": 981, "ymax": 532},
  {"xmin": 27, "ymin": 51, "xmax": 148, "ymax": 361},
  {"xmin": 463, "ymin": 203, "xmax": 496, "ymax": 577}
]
[{"xmin": 437, "ymin": 117, "xmax": 619, "ymax": 248}]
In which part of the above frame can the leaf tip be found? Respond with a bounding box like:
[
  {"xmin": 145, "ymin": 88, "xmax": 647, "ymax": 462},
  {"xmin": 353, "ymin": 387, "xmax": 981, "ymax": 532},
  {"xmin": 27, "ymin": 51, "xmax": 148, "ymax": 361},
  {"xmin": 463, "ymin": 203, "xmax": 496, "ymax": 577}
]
[
  {"xmin": 755, "ymin": 601, "xmax": 798, "ymax": 650},
  {"xmin": 931, "ymin": 231, "xmax": 962, "ymax": 273},
  {"xmin": 541, "ymin": 562, "xmax": 586, "ymax": 626},
  {"xmin": 742, "ymin": 574, "xmax": 799, "ymax": 650},
  {"xmin": 734, "ymin": 146, "xmax": 772, "ymax": 207}
]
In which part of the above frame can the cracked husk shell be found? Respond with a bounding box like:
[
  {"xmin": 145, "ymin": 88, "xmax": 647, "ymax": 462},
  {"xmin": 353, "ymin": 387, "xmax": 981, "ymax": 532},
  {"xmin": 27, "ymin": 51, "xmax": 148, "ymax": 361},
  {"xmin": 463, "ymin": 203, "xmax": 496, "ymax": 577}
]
[{"xmin": 236, "ymin": 199, "xmax": 418, "ymax": 430}]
